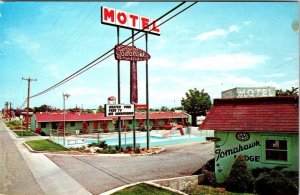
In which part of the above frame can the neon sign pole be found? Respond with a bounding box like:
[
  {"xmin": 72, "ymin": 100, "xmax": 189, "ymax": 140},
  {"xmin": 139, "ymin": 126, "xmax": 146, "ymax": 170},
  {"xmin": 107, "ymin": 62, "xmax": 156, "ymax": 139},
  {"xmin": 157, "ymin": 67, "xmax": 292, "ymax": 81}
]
[
  {"xmin": 131, "ymin": 29, "xmax": 136, "ymax": 149},
  {"xmin": 117, "ymin": 27, "xmax": 121, "ymax": 149},
  {"xmin": 145, "ymin": 32, "xmax": 150, "ymax": 150}
]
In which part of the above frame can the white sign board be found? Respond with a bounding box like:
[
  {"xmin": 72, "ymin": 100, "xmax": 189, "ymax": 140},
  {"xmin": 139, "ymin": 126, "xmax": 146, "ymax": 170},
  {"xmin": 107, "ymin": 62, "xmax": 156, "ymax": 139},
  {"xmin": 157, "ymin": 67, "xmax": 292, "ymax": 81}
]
[{"xmin": 105, "ymin": 104, "xmax": 134, "ymax": 116}]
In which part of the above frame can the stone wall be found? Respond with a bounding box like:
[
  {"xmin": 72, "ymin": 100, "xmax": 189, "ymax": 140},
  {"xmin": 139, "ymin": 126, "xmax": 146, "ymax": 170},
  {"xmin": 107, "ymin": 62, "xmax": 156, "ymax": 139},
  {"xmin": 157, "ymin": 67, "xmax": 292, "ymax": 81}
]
[{"xmin": 151, "ymin": 174, "xmax": 205, "ymax": 191}]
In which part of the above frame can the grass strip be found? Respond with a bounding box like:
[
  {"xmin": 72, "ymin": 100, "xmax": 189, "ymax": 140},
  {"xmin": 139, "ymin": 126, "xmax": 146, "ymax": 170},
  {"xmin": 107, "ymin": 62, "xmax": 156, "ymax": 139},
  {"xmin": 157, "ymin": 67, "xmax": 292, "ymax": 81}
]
[
  {"xmin": 112, "ymin": 183, "xmax": 180, "ymax": 195},
  {"xmin": 183, "ymin": 185, "xmax": 254, "ymax": 195},
  {"xmin": 25, "ymin": 139, "xmax": 69, "ymax": 151},
  {"xmin": 14, "ymin": 131, "xmax": 37, "ymax": 136}
]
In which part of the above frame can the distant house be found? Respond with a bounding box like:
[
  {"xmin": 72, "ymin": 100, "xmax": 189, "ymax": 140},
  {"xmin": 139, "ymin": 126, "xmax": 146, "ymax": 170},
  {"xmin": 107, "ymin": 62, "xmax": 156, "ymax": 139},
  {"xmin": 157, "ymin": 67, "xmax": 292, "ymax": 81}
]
[
  {"xmin": 200, "ymin": 96, "xmax": 299, "ymax": 183},
  {"xmin": 31, "ymin": 111, "xmax": 191, "ymax": 135}
]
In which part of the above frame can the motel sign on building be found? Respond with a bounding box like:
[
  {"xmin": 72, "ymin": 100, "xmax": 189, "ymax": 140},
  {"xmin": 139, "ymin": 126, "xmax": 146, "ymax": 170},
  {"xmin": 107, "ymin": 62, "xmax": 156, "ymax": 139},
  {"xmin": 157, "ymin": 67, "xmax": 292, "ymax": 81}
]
[{"xmin": 222, "ymin": 87, "xmax": 276, "ymax": 99}]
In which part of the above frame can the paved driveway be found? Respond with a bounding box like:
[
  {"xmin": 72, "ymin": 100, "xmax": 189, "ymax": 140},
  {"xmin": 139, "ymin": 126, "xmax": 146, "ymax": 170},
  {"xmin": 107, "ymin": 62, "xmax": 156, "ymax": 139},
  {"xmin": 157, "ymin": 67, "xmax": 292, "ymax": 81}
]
[{"xmin": 47, "ymin": 142, "xmax": 214, "ymax": 194}]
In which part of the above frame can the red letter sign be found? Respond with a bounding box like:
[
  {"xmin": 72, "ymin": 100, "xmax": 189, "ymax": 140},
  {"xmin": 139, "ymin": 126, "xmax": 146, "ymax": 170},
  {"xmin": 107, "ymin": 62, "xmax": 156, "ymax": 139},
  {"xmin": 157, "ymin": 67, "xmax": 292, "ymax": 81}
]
[
  {"xmin": 101, "ymin": 6, "xmax": 160, "ymax": 35},
  {"xmin": 102, "ymin": 6, "xmax": 115, "ymax": 25}
]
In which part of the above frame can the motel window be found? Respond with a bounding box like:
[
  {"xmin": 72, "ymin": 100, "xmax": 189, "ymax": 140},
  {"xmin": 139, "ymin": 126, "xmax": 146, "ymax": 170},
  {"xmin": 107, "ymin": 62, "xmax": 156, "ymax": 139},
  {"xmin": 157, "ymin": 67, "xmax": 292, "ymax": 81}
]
[
  {"xmin": 51, "ymin": 123, "xmax": 57, "ymax": 130},
  {"xmin": 265, "ymin": 140, "xmax": 288, "ymax": 161},
  {"xmin": 41, "ymin": 123, "xmax": 46, "ymax": 128},
  {"xmin": 70, "ymin": 122, "xmax": 75, "ymax": 127},
  {"xmin": 262, "ymin": 136, "xmax": 291, "ymax": 164}
]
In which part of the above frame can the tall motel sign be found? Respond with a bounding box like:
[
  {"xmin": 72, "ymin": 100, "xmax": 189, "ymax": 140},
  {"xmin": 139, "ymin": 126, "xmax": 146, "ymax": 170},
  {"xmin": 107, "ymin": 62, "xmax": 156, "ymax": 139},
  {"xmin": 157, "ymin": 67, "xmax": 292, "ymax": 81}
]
[{"xmin": 101, "ymin": 6, "xmax": 161, "ymax": 149}]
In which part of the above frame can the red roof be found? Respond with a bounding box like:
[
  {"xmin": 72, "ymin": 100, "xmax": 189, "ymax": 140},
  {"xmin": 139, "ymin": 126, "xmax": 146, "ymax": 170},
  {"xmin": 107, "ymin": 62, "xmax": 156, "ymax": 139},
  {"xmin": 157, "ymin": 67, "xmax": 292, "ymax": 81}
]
[
  {"xmin": 200, "ymin": 96, "xmax": 299, "ymax": 132},
  {"xmin": 34, "ymin": 111, "xmax": 188, "ymax": 122}
]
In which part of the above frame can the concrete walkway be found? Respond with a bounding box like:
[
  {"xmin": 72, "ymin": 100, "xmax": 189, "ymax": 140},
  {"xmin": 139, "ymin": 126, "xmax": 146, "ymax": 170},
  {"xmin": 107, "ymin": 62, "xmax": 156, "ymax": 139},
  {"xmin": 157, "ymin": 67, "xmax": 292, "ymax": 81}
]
[{"xmin": 0, "ymin": 120, "xmax": 91, "ymax": 195}]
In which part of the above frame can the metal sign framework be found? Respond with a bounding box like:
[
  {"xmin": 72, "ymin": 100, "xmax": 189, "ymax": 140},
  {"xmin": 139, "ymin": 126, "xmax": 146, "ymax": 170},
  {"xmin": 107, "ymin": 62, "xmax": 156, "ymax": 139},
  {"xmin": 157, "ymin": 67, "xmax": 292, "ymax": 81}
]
[
  {"xmin": 114, "ymin": 28, "xmax": 151, "ymax": 149},
  {"xmin": 102, "ymin": 5, "xmax": 159, "ymax": 150}
]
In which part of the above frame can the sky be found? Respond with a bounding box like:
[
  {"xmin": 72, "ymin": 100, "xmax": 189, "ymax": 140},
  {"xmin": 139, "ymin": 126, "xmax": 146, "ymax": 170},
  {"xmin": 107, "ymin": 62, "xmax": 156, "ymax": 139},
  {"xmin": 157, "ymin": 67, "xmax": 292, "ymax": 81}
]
[{"xmin": 0, "ymin": 1, "xmax": 299, "ymax": 110}]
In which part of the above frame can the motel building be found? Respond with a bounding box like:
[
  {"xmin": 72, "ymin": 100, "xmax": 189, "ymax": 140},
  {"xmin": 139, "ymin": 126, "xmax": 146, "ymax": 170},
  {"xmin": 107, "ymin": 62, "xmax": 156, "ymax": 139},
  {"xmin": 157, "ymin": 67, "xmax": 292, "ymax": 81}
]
[
  {"xmin": 30, "ymin": 111, "xmax": 190, "ymax": 136},
  {"xmin": 199, "ymin": 87, "xmax": 299, "ymax": 183}
]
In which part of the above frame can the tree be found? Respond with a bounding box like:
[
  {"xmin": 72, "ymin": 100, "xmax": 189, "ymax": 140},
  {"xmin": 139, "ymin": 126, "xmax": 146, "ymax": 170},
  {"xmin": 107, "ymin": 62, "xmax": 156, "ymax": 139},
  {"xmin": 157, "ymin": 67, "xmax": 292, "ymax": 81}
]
[
  {"xmin": 276, "ymin": 87, "xmax": 298, "ymax": 96},
  {"xmin": 97, "ymin": 105, "xmax": 105, "ymax": 113},
  {"xmin": 160, "ymin": 106, "xmax": 169, "ymax": 112},
  {"xmin": 181, "ymin": 88, "xmax": 212, "ymax": 126},
  {"xmin": 33, "ymin": 104, "xmax": 53, "ymax": 113}
]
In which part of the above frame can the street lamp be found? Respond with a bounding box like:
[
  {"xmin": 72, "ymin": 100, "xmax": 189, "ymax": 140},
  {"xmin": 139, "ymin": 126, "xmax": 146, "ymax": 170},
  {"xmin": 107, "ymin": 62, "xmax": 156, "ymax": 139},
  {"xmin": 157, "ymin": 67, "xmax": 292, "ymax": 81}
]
[{"xmin": 63, "ymin": 93, "xmax": 70, "ymax": 146}]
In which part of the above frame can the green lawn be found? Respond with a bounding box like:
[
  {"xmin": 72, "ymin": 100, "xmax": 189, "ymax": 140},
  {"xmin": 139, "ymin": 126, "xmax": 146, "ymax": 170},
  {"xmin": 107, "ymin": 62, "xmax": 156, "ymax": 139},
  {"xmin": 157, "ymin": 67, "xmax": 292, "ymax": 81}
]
[
  {"xmin": 112, "ymin": 183, "xmax": 180, "ymax": 195},
  {"xmin": 14, "ymin": 131, "xmax": 37, "ymax": 136},
  {"xmin": 25, "ymin": 139, "xmax": 69, "ymax": 151},
  {"xmin": 183, "ymin": 185, "xmax": 254, "ymax": 195}
]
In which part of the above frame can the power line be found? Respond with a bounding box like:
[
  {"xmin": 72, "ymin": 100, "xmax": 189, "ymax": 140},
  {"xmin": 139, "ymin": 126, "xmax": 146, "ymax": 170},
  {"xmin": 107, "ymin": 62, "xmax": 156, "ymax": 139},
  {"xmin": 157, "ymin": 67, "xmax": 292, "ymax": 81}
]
[
  {"xmin": 41, "ymin": 4, "xmax": 67, "ymax": 54},
  {"xmin": 55, "ymin": 5, "xmax": 100, "ymax": 61},
  {"xmin": 29, "ymin": 2, "xmax": 196, "ymax": 100},
  {"xmin": 47, "ymin": 3, "xmax": 90, "ymax": 58},
  {"xmin": 53, "ymin": 3, "xmax": 100, "ymax": 60},
  {"xmin": 30, "ymin": 2, "xmax": 195, "ymax": 99}
]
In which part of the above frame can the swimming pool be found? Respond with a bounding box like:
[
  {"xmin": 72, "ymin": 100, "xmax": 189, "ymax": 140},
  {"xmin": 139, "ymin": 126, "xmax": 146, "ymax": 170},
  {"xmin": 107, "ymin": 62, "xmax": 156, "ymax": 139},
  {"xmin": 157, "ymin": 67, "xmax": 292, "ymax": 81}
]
[{"xmin": 51, "ymin": 131, "xmax": 206, "ymax": 148}]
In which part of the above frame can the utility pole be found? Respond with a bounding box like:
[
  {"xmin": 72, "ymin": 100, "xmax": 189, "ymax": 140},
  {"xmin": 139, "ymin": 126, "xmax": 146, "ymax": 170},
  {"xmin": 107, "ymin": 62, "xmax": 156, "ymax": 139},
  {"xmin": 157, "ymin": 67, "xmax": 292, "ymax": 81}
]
[
  {"xmin": 22, "ymin": 77, "xmax": 37, "ymax": 131},
  {"xmin": 63, "ymin": 93, "xmax": 70, "ymax": 146}
]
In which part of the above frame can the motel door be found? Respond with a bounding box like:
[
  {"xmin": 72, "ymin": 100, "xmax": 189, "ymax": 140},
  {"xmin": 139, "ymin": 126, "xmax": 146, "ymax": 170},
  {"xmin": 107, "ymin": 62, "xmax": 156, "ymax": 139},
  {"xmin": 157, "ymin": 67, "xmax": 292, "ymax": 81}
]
[{"xmin": 93, "ymin": 122, "xmax": 98, "ymax": 132}]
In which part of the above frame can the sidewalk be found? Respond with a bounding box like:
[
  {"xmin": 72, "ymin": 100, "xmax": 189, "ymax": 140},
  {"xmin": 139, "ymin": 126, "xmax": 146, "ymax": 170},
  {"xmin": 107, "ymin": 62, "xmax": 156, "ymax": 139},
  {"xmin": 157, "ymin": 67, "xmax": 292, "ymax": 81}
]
[{"xmin": 1, "ymin": 120, "xmax": 92, "ymax": 195}]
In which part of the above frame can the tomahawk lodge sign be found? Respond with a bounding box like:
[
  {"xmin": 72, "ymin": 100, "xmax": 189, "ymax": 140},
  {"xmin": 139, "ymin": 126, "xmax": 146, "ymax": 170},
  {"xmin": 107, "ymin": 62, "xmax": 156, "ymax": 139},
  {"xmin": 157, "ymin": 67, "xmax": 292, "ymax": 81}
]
[{"xmin": 115, "ymin": 44, "xmax": 151, "ymax": 61}]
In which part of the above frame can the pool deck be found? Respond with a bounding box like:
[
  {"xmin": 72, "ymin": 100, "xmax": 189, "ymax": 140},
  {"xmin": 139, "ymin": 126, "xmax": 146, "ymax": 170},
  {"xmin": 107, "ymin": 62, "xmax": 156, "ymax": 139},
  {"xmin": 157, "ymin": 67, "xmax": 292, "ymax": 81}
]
[{"xmin": 51, "ymin": 128, "xmax": 213, "ymax": 148}]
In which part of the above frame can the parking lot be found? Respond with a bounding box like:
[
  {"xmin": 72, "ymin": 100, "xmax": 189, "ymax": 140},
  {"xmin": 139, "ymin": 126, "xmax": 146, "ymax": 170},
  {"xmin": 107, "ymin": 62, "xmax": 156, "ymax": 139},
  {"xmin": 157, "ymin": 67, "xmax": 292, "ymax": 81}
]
[{"xmin": 47, "ymin": 141, "xmax": 214, "ymax": 194}]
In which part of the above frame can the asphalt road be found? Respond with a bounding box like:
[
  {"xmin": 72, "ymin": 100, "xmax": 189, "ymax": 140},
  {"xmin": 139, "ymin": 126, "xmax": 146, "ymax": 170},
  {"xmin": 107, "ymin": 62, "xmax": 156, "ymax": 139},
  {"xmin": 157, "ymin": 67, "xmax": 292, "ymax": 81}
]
[
  {"xmin": 47, "ymin": 141, "xmax": 214, "ymax": 194},
  {"xmin": 0, "ymin": 120, "xmax": 43, "ymax": 194}
]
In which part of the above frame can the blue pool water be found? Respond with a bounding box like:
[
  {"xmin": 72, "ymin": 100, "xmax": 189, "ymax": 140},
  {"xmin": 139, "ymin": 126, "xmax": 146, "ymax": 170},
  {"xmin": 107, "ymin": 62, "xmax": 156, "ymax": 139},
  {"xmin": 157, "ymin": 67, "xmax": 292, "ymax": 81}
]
[{"xmin": 52, "ymin": 132, "xmax": 206, "ymax": 148}]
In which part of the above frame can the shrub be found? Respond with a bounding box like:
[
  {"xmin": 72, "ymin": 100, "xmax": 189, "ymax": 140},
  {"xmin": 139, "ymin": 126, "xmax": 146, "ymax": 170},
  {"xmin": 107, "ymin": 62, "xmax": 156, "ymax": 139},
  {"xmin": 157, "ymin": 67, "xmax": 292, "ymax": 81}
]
[
  {"xmin": 255, "ymin": 169, "xmax": 298, "ymax": 195},
  {"xmin": 88, "ymin": 143, "xmax": 98, "ymax": 147},
  {"xmin": 88, "ymin": 141, "xmax": 108, "ymax": 149},
  {"xmin": 115, "ymin": 146, "xmax": 124, "ymax": 152},
  {"xmin": 205, "ymin": 158, "xmax": 215, "ymax": 172},
  {"xmin": 98, "ymin": 141, "xmax": 108, "ymax": 148},
  {"xmin": 35, "ymin": 127, "xmax": 41, "ymax": 134},
  {"xmin": 102, "ymin": 146, "xmax": 116, "ymax": 154},
  {"xmin": 225, "ymin": 155, "xmax": 254, "ymax": 193},
  {"xmin": 134, "ymin": 147, "xmax": 141, "ymax": 154},
  {"xmin": 126, "ymin": 146, "xmax": 132, "ymax": 151},
  {"xmin": 8, "ymin": 119, "xmax": 22, "ymax": 126}
]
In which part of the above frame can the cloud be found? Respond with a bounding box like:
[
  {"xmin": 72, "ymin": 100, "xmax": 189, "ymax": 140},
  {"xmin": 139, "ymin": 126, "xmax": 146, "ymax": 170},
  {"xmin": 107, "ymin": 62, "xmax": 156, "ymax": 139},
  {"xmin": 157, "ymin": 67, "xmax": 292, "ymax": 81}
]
[
  {"xmin": 150, "ymin": 76, "xmax": 187, "ymax": 85},
  {"xmin": 195, "ymin": 29, "xmax": 226, "ymax": 42},
  {"xmin": 175, "ymin": 75, "xmax": 295, "ymax": 100},
  {"xmin": 227, "ymin": 41, "xmax": 242, "ymax": 48},
  {"xmin": 259, "ymin": 73, "xmax": 285, "ymax": 78},
  {"xmin": 279, "ymin": 80, "xmax": 299, "ymax": 89},
  {"xmin": 284, "ymin": 56, "xmax": 297, "ymax": 61},
  {"xmin": 123, "ymin": 2, "xmax": 138, "ymax": 8},
  {"xmin": 229, "ymin": 25, "xmax": 240, "ymax": 32},
  {"xmin": 43, "ymin": 64, "xmax": 65, "ymax": 79},
  {"xmin": 194, "ymin": 25, "xmax": 240, "ymax": 42},
  {"xmin": 150, "ymin": 57, "xmax": 177, "ymax": 69},
  {"xmin": 67, "ymin": 87, "xmax": 101, "ymax": 96},
  {"xmin": 179, "ymin": 53, "xmax": 269, "ymax": 71},
  {"xmin": 6, "ymin": 29, "xmax": 40, "ymax": 56},
  {"xmin": 243, "ymin": 21, "xmax": 252, "ymax": 25}
]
